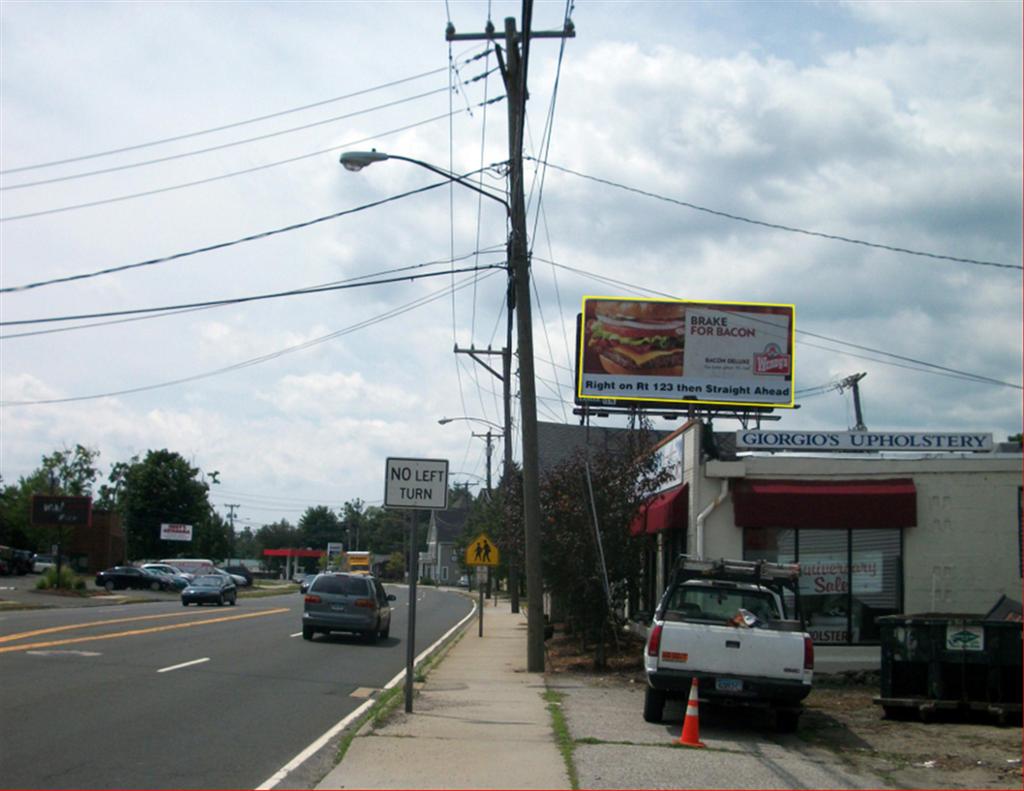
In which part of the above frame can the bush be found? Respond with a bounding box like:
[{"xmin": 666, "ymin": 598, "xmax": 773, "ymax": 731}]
[{"xmin": 36, "ymin": 566, "xmax": 84, "ymax": 591}]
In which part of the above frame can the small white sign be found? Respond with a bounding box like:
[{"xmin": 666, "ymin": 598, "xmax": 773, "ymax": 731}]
[
  {"xmin": 384, "ymin": 457, "xmax": 449, "ymax": 510},
  {"xmin": 326, "ymin": 542, "xmax": 344, "ymax": 557},
  {"xmin": 160, "ymin": 523, "xmax": 193, "ymax": 542}
]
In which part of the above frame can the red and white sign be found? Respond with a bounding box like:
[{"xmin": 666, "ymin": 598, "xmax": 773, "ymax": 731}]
[{"xmin": 160, "ymin": 523, "xmax": 193, "ymax": 542}]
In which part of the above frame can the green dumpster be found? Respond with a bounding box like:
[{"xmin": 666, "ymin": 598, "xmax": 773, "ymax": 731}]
[{"xmin": 874, "ymin": 612, "xmax": 1022, "ymax": 724}]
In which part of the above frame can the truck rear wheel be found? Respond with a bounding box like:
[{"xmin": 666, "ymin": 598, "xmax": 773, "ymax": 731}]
[{"xmin": 643, "ymin": 687, "xmax": 666, "ymax": 723}]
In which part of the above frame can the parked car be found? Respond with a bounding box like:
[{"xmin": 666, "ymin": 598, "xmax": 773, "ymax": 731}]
[
  {"xmin": 95, "ymin": 566, "xmax": 172, "ymax": 592},
  {"xmin": 181, "ymin": 574, "xmax": 237, "ymax": 606},
  {"xmin": 224, "ymin": 565, "xmax": 254, "ymax": 587},
  {"xmin": 457, "ymin": 574, "xmax": 470, "ymax": 588},
  {"xmin": 213, "ymin": 567, "xmax": 248, "ymax": 587},
  {"xmin": 142, "ymin": 567, "xmax": 189, "ymax": 590},
  {"xmin": 302, "ymin": 572, "xmax": 395, "ymax": 642},
  {"xmin": 141, "ymin": 562, "xmax": 193, "ymax": 582},
  {"xmin": 33, "ymin": 554, "xmax": 56, "ymax": 574}
]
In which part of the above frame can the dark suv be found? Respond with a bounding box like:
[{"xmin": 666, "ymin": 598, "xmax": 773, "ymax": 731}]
[
  {"xmin": 302, "ymin": 573, "xmax": 395, "ymax": 642},
  {"xmin": 224, "ymin": 565, "xmax": 253, "ymax": 586}
]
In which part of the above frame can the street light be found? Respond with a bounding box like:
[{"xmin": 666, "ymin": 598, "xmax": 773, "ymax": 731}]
[
  {"xmin": 339, "ymin": 151, "xmax": 510, "ymax": 214},
  {"xmin": 340, "ymin": 147, "xmax": 545, "ymax": 672},
  {"xmin": 438, "ymin": 416, "xmax": 504, "ymax": 430}
]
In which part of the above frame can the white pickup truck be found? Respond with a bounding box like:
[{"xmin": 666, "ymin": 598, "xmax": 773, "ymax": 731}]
[{"xmin": 642, "ymin": 557, "xmax": 814, "ymax": 732}]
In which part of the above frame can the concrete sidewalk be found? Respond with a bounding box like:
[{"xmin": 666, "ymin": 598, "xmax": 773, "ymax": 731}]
[{"xmin": 316, "ymin": 599, "xmax": 569, "ymax": 790}]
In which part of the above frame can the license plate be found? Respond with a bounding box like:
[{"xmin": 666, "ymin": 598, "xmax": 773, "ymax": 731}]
[
  {"xmin": 331, "ymin": 604, "xmax": 346, "ymax": 612},
  {"xmin": 715, "ymin": 678, "xmax": 743, "ymax": 692}
]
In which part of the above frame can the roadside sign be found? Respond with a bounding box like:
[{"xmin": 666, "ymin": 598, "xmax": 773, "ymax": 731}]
[
  {"xmin": 31, "ymin": 495, "xmax": 92, "ymax": 526},
  {"xmin": 384, "ymin": 457, "xmax": 449, "ymax": 510},
  {"xmin": 466, "ymin": 533, "xmax": 500, "ymax": 567},
  {"xmin": 160, "ymin": 523, "xmax": 193, "ymax": 542}
]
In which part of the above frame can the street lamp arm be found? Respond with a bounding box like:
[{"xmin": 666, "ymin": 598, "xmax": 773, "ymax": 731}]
[
  {"xmin": 438, "ymin": 416, "xmax": 503, "ymax": 430},
  {"xmin": 339, "ymin": 150, "xmax": 510, "ymax": 215}
]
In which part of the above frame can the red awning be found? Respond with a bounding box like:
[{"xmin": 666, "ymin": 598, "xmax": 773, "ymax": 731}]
[
  {"xmin": 629, "ymin": 484, "xmax": 688, "ymax": 536},
  {"xmin": 732, "ymin": 478, "xmax": 916, "ymax": 530},
  {"xmin": 262, "ymin": 548, "xmax": 326, "ymax": 558}
]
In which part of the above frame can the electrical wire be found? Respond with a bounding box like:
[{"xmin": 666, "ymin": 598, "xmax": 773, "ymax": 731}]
[
  {"xmin": 537, "ymin": 255, "xmax": 1022, "ymax": 390},
  {"xmin": 1, "ymin": 97, "xmax": 506, "ymax": 223},
  {"xmin": 1, "ymin": 247, "xmax": 507, "ymax": 339},
  {"xmin": 531, "ymin": 159, "xmax": 1021, "ymax": 272},
  {"xmin": 1, "ymin": 268, "xmax": 501, "ymax": 407},
  {"xmin": 0, "ymin": 64, "xmax": 466, "ymax": 175},
  {"xmin": 1, "ymin": 171, "xmax": 498, "ymax": 293},
  {"xmin": 0, "ymin": 263, "xmax": 506, "ymax": 327},
  {"xmin": 2, "ymin": 84, "xmax": 460, "ymax": 191}
]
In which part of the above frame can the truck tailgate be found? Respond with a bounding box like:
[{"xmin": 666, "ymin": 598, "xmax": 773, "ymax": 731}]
[{"xmin": 658, "ymin": 622, "xmax": 808, "ymax": 681}]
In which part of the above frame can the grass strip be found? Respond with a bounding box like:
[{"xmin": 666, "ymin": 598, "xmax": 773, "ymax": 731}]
[{"xmin": 543, "ymin": 689, "xmax": 580, "ymax": 790}]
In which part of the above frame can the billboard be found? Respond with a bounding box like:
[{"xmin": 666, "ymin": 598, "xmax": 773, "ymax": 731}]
[{"xmin": 576, "ymin": 296, "xmax": 795, "ymax": 408}]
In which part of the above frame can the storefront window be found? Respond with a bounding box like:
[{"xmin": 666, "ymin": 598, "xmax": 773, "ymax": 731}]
[
  {"xmin": 800, "ymin": 530, "xmax": 852, "ymax": 645},
  {"xmin": 743, "ymin": 526, "xmax": 902, "ymax": 645},
  {"xmin": 851, "ymin": 529, "xmax": 901, "ymax": 641}
]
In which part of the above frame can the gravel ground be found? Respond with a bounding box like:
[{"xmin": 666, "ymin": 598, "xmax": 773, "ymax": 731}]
[{"xmin": 545, "ymin": 635, "xmax": 1021, "ymax": 790}]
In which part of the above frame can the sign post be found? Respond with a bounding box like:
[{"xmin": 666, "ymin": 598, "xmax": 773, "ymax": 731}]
[
  {"xmin": 30, "ymin": 495, "xmax": 92, "ymax": 585},
  {"xmin": 465, "ymin": 533, "xmax": 500, "ymax": 637},
  {"xmin": 384, "ymin": 457, "xmax": 449, "ymax": 714}
]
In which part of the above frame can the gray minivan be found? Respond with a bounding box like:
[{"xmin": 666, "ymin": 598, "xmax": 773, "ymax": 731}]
[{"xmin": 302, "ymin": 573, "xmax": 395, "ymax": 642}]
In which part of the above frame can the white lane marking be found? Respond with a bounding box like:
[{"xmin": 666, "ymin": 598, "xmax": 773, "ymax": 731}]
[
  {"xmin": 157, "ymin": 657, "xmax": 210, "ymax": 673},
  {"xmin": 257, "ymin": 594, "xmax": 477, "ymax": 790},
  {"xmin": 289, "ymin": 632, "xmax": 302, "ymax": 638},
  {"xmin": 27, "ymin": 650, "xmax": 101, "ymax": 657}
]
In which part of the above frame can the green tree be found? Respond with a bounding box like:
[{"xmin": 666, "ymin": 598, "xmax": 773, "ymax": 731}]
[
  {"xmin": 362, "ymin": 505, "xmax": 407, "ymax": 556},
  {"xmin": 298, "ymin": 505, "xmax": 342, "ymax": 550},
  {"xmin": 538, "ymin": 424, "xmax": 668, "ymax": 669},
  {"xmin": 339, "ymin": 498, "xmax": 366, "ymax": 551},
  {"xmin": 234, "ymin": 526, "xmax": 258, "ymax": 559},
  {"xmin": 0, "ymin": 445, "xmax": 101, "ymax": 551},
  {"xmin": 119, "ymin": 450, "xmax": 212, "ymax": 561},
  {"xmin": 192, "ymin": 509, "xmax": 231, "ymax": 559}
]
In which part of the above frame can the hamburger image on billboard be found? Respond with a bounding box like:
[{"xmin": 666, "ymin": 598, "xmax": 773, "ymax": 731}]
[{"xmin": 585, "ymin": 299, "xmax": 686, "ymax": 376}]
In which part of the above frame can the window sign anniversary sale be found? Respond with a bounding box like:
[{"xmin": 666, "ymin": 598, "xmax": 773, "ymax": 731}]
[{"xmin": 577, "ymin": 296, "xmax": 795, "ymax": 408}]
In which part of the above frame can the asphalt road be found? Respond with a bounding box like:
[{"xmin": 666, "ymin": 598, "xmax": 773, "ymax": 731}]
[{"xmin": 0, "ymin": 584, "xmax": 472, "ymax": 789}]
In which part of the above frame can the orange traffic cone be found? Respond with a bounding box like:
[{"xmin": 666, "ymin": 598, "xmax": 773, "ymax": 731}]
[{"xmin": 678, "ymin": 678, "xmax": 706, "ymax": 748}]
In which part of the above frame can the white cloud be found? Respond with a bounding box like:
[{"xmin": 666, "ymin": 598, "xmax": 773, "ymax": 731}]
[{"xmin": 1, "ymin": 1, "xmax": 1019, "ymax": 526}]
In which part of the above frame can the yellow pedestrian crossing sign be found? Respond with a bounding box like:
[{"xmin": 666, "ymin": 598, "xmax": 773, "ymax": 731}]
[{"xmin": 466, "ymin": 533, "xmax": 499, "ymax": 567}]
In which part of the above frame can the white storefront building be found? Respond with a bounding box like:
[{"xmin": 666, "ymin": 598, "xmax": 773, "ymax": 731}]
[{"xmin": 636, "ymin": 422, "xmax": 1022, "ymax": 645}]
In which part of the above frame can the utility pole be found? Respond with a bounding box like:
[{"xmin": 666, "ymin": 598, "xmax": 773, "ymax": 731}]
[
  {"xmin": 473, "ymin": 430, "xmax": 495, "ymax": 491},
  {"xmin": 453, "ymin": 339, "xmax": 518, "ymax": 611},
  {"xmin": 838, "ymin": 373, "xmax": 868, "ymax": 431},
  {"xmin": 447, "ymin": 8, "xmax": 574, "ymax": 672},
  {"xmin": 225, "ymin": 503, "xmax": 240, "ymax": 563}
]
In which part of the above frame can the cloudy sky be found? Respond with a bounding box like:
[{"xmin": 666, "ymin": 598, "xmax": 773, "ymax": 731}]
[{"xmin": 2, "ymin": 0, "xmax": 1020, "ymax": 533}]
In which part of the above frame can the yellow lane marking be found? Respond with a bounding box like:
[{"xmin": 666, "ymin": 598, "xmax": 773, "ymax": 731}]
[
  {"xmin": 0, "ymin": 608, "xmax": 290, "ymax": 654},
  {"xmin": 0, "ymin": 610, "xmax": 244, "ymax": 644}
]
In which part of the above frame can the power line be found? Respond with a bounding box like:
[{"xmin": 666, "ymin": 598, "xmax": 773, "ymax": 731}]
[
  {"xmin": 0, "ymin": 62, "xmax": 482, "ymax": 175},
  {"xmin": 1, "ymin": 171, "xmax": 503, "ymax": 293},
  {"xmin": 1, "ymin": 268, "xmax": 501, "ymax": 407},
  {"xmin": 0, "ymin": 263, "xmax": 506, "ymax": 327},
  {"xmin": 1, "ymin": 248, "xmax": 506, "ymax": 338},
  {"xmin": 538, "ymin": 256, "xmax": 1021, "ymax": 391},
  {"xmin": 1, "ymin": 97, "xmax": 506, "ymax": 223},
  {"xmin": 1, "ymin": 84, "xmax": 459, "ymax": 191},
  {"xmin": 532, "ymin": 159, "xmax": 1021, "ymax": 272}
]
